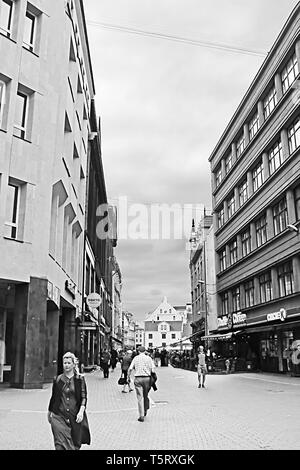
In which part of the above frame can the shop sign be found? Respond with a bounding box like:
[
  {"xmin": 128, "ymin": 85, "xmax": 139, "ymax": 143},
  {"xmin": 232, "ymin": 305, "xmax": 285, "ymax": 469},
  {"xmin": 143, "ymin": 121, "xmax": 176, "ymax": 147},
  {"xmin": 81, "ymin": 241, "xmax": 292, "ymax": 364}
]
[
  {"xmin": 86, "ymin": 292, "xmax": 102, "ymax": 310},
  {"xmin": 217, "ymin": 316, "xmax": 228, "ymax": 328},
  {"xmin": 47, "ymin": 281, "xmax": 60, "ymax": 307},
  {"xmin": 78, "ymin": 322, "xmax": 97, "ymax": 330},
  {"xmin": 65, "ymin": 279, "xmax": 76, "ymax": 298},
  {"xmin": 233, "ymin": 312, "xmax": 247, "ymax": 325},
  {"xmin": 267, "ymin": 308, "xmax": 287, "ymax": 322}
]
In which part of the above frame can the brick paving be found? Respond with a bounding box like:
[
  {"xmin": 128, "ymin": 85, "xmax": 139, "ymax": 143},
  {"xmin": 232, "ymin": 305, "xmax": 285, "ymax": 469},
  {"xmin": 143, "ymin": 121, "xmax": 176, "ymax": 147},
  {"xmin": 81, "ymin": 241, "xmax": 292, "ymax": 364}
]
[{"xmin": 0, "ymin": 363, "xmax": 300, "ymax": 450}]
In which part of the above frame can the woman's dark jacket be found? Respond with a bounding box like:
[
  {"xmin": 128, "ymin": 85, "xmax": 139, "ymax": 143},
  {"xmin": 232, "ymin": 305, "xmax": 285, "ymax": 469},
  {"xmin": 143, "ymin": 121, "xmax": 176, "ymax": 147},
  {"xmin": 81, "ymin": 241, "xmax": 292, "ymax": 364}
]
[{"xmin": 48, "ymin": 373, "xmax": 91, "ymax": 446}]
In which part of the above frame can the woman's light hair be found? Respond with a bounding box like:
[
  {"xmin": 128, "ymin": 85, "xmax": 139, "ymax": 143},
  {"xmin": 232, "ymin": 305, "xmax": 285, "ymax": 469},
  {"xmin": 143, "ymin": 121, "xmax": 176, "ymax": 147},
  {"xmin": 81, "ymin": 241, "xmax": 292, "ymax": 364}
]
[{"xmin": 63, "ymin": 351, "xmax": 76, "ymax": 363}]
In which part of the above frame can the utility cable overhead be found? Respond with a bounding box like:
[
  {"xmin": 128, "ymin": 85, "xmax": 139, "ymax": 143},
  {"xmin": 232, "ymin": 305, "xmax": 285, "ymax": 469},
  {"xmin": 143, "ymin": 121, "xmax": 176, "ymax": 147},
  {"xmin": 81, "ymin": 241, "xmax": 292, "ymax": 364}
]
[{"xmin": 86, "ymin": 20, "xmax": 268, "ymax": 57}]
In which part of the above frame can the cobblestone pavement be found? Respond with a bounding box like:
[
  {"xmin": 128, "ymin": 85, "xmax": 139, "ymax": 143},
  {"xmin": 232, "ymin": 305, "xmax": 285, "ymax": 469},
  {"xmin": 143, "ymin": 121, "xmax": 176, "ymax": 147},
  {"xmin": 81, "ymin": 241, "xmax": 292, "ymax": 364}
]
[{"xmin": 0, "ymin": 364, "xmax": 300, "ymax": 450}]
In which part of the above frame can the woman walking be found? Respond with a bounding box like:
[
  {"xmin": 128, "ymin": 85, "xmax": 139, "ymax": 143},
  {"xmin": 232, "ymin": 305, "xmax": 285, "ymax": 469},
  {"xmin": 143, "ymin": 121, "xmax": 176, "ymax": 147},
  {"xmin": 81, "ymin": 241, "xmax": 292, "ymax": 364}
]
[
  {"xmin": 47, "ymin": 351, "xmax": 91, "ymax": 450},
  {"xmin": 121, "ymin": 349, "xmax": 134, "ymax": 393}
]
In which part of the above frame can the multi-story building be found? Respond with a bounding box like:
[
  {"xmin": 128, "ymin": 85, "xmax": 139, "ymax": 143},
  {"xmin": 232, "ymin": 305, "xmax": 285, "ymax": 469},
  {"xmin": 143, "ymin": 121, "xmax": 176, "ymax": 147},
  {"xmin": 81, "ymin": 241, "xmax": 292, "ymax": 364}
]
[
  {"xmin": 134, "ymin": 323, "xmax": 144, "ymax": 349},
  {"xmin": 80, "ymin": 99, "xmax": 118, "ymax": 370},
  {"xmin": 144, "ymin": 297, "xmax": 192, "ymax": 351},
  {"xmin": 111, "ymin": 258, "xmax": 122, "ymax": 350},
  {"xmin": 209, "ymin": 3, "xmax": 300, "ymax": 374},
  {"xmin": 189, "ymin": 213, "xmax": 218, "ymax": 351},
  {"xmin": 0, "ymin": 0, "xmax": 102, "ymax": 387}
]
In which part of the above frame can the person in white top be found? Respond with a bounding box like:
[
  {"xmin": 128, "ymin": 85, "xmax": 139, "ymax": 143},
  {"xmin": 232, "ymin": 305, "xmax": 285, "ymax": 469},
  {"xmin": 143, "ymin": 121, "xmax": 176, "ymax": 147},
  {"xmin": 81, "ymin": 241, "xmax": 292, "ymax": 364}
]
[{"xmin": 128, "ymin": 346, "xmax": 155, "ymax": 422}]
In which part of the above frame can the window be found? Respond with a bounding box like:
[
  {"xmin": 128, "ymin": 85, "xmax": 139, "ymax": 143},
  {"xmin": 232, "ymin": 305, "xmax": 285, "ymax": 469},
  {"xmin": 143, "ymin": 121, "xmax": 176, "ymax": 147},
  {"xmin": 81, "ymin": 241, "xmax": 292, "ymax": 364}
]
[
  {"xmin": 162, "ymin": 343, "xmax": 166, "ymax": 347},
  {"xmin": 273, "ymin": 197, "xmax": 287, "ymax": 235},
  {"xmin": 252, "ymin": 159, "xmax": 264, "ymax": 192},
  {"xmin": 239, "ymin": 179, "xmax": 248, "ymax": 206},
  {"xmin": 221, "ymin": 292, "xmax": 229, "ymax": 315},
  {"xmin": 225, "ymin": 153, "xmax": 232, "ymax": 174},
  {"xmin": 236, "ymin": 134, "xmax": 245, "ymax": 158},
  {"xmin": 217, "ymin": 207, "xmax": 224, "ymax": 228},
  {"xmin": 295, "ymin": 185, "xmax": 300, "ymax": 220},
  {"xmin": 215, "ymin": 165, "xmax": 222, "ymax": 187},
  {"xmin": 268, "ymin": 141, "xmax": 283, "ymax": 175},
  {"xmin": 278, "ymin": 261, "xmax": 294, "ymax": 297},
  {"xmin": 256, "ymin": 214, "xmax": 267, "ymax": 247},
  {"xmin": 148, "ymin": 343, "xmax": 153, "ymax": 348},
  {"xmin": 4, "ymin": 183, "xmax": 19, "ymax": 239},
  {"xmin": 241, "ymin": 228, "xmax": 251, "ymax": 257},
  {"xmin": 171, "ymin": 334, "xmax": 176, "ymax": 339},
  {"xmin": 0, "ymin": 80, "xmax": 5, "ymax": 126},
  {"xmin": 244, "ymin": 280, "xmax": 254, "ymax": 308},
  {"xmin": 249, "ymin": 113, "xmax": 259, "ymax": 140},
  {"xmin": 227, "ymin": 193, "xmax": 235, "ymax": 218},
  {"xmin": 219, "ymin": 248, "xmax": 226, "ymax": 272},
  {"xmin": 162, "ymin": 334, "xmax": 166, "ymax": 339},
  {"xmin": 281, "ymin": 54, "xmax": 299, "ymax": 94},
  {"xmin": 157, "ymin": 316, "xmax": 160, "ymax": 321},
  {"xmin": 23, "ymin": 10, "xmax": 35, "ymax": 52},
  {"xmin": 263, "ymin": 87, "xmax": 277, "ymax": 119},
  {"xmin": 232, "ymin": 287, "xmax": 240, "ymax": 312},
  {"xmin": 13, "ymin": 91, "xmax": 27, "ymax": 139},
  {"xmin": 148, "ymin": 333, "xmax": 152, "ymax": 339},
  {"xmin": 0, "ymin": 0, "xmax": 13, "ymax": 38},
  {"xmin": 229, "ymin": 239, "xmax": 237, "ymax": 265},
  {"xmin": 259, "ymin": 272, "xmax": 273, "ymax": 303},
  {"xmin": 288, "ymin": 117, "xmax": 300, "ymax": 154}
]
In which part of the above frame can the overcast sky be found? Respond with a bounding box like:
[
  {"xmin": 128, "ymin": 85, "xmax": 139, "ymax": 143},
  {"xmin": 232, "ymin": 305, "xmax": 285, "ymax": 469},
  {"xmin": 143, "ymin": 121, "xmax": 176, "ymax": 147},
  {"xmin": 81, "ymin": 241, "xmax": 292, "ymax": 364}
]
[{"xmin": 83, "ymin": 0, "xmax": 299, "ymax": 323}]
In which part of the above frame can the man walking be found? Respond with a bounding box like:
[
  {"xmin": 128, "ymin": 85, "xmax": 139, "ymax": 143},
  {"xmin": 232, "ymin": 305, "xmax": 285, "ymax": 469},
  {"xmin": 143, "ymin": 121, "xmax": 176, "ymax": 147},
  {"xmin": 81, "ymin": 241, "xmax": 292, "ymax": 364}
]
[
  {"xmin": 128, "ymin": 346, "xmax": 155, "ymax": 422},
  {"xmin": 197, "ymin": 345, "xmax": 207, "ymax": 388}
]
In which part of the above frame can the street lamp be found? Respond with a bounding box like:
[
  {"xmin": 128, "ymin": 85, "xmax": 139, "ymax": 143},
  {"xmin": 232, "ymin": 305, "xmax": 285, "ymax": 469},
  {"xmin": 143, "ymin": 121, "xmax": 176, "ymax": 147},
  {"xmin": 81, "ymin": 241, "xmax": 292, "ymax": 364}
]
[{"xmin": 287, "ymin": 223, "xmax": 300, "ymax": 233}]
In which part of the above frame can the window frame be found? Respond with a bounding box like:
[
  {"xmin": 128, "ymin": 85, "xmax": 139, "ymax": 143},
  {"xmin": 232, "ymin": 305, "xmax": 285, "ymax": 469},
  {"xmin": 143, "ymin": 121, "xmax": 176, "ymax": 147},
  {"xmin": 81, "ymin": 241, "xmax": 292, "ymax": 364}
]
[
  {"xmin": 268, "ymin": 140, "xmax": 283, "ymax": 175},
  {"xmin": 229, "ymin": 239, "xmax": 238, "ymax": 265},
  {"xmin": 273, "ymin": 197, "xmax": 288, "ymax": 235},
  {"xmin": 236, "ymin": 134, "xmax": 245, "ymax": 158},
  {"xmin": 221, "ymin": 291, "xmax": 229, "ymax": 315},
  {"xmin": 238, "ymin": 179, "xmax": 248, "ymax": 206},
  {"xmin": 23, "ymin": 9, "xmax": 36, "ymax": 52},
  {"xmin": 244, "ymin": 280, "xmax": 255, "ymax": 308},
  {"xmin": 225, "ymin": 153, "xmax": 232, "ymax": 174},
  {"xmin": 263, "ymin": 86, "xmax": 277, "ymax": 119},
  {"xmin": 281, "ymin": 53, "xmax": 299, "ymax": 94},
  {"xmin": 13, "ymin": 90, "xmax": 28, "ymax": 139},
  {"xmin": 219, "ymin": 248, "xmax": 227, "ymax": 272},
  {"xmin": 227, "ymin": 193, "xmax": 235, "ymax": 218},
  {"xmin": 4, "ymin": 182, "xmax": 19, "ymax": 239},
  {"xmin": 252, "ymin": 159, "xmax": 264, "ymax": 192},
  {"xmin": 259, "ymin": 272, "xmax": 273, "ymax": 303},
  {"xmin": 255, "ymin": 213, "xmax": 267, "ymax": 247},
  {"xmin": 287, "ymin": 117, "xmax": 300, "ymax": 154},
  {"xmin": 217, "ymin": 207, "xmax": 225, "ymax": 228},
  {"xmin": 277, "ymin": 261, "xmax": 294, "ymax": 297},
  {"xmin": 0, "ymin": 0, "xmax": 13, "ymax": 38},
  {"xmin": 0, "ymin": 79, "xmax": 6, "ymax": 127},
  {"xmin": 241, "ymin": 228, "xmax": 251, "ymax": 257},
  {"xmin": 248, "ymin": 113, "xmax": 259, "ymax": 140},
  {"xmin": 232, "ymin": 286, "xmax": 240, "ymax": 312}
]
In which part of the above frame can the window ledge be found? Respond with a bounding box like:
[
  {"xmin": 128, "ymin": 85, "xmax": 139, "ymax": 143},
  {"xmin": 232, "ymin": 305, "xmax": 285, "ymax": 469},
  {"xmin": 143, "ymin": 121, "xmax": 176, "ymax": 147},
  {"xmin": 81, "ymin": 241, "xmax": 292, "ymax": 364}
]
[
  {"xmin": 3, "ymin": 237, "xmax": 24, "ymax": 244},
  {"xmin": 0, "ymin": 31, "xmax": 17, "ymax": 43},
  {"xmin": 12, "ymin": 134, "xmax": 32, "ymax": 144},
  {"xmin": 0, "ymin": 128, "xmax": 7, "ymax": 134},
  {"xmin": 22, "ymin": 45, "xmax": 39, "ymax": 58}
]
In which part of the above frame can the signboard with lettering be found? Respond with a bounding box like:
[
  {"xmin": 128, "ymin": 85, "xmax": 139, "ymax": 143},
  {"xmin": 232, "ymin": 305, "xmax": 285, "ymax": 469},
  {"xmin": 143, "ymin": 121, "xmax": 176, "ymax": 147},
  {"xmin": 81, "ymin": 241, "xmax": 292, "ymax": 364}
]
[
  {"xmin": 217, "ymin": 312, "xmax": 247, "ymax": 329},
  {"xmin": 86, "ymin": 293, "xmax": 102, "ymax": 310},
  {"xmin": 267, "ymin": 308, "xmax": 287, "ymax": 322}
]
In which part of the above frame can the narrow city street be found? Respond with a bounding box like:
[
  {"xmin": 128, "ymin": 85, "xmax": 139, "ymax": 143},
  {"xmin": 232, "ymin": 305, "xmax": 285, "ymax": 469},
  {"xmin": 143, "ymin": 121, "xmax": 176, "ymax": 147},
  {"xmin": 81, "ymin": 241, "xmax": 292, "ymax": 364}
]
[{"xmin": 0, "ymin": 363, "xmax": 299, "ymax": 451}]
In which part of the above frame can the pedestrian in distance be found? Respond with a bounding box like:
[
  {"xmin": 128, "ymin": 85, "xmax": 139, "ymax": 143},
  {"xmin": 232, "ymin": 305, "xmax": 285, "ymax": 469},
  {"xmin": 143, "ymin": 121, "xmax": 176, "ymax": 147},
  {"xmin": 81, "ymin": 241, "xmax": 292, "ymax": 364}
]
[
  {"xmin": 154, "ymin": 348, "xmax": 160, "ymax": 367},
  {"xmin": 197, "ymin": 345, "xmax": 208, "ymax": 388},
  {"xmin": 128, "ymin": 346, "xmax": 156, "ymax": 422},
  {"xmin": 100, "ymin": 347, "xmax": 111, "ymax": 378},
  {"xmin": 110, "ymin": 348, "xmax": 118, "ymax": 372},
  {"xmin": 120, "ymin": 349, "xmax": 134, "ymax": 393},
  {"xmin": 47, "ymin": 351, "xmax": 91, "ymax": 450}
]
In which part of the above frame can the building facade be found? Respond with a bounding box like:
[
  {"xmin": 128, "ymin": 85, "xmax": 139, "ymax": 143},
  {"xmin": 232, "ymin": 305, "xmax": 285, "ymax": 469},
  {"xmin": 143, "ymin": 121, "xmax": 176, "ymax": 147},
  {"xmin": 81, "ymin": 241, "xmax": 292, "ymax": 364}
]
[
  {"xmin": 134, "ymin": 323, "xmax": 145, "ymax": 349},
  {"xmin": 209, "ymin": 3, "xmax": 300, "ymax": 374},
  {"xmin": 144, "ymin": 297, "xmax": 192, "ymax": 351},
  {"xmin": 0, "ymin": 0, "xmax": 109, "ymax": 387},
  {"xmin": 189, "ymin": 214, "xmax": 218, "ymax": 350}
]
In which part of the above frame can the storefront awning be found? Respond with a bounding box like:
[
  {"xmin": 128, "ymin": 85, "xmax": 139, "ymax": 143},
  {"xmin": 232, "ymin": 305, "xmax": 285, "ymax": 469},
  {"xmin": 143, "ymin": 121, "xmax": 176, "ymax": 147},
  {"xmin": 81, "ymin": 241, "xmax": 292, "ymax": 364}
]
[{"xmin": 202, "ymin": 331, "xmax": 241, "ymax": 340}]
